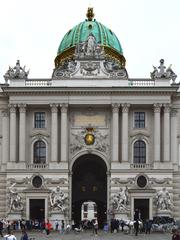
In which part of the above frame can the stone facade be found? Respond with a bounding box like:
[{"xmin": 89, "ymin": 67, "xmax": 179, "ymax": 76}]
[{"xmin": 0, "ymin": 13, "xmax": 180, "ymax": 224}]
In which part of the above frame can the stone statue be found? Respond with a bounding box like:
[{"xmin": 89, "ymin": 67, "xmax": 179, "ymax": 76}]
[
  {"xmin": 150, "ymin": 59, "xmax": 177, "ymax": 81},
  {"xmin": 50, "ymin": 186, "xmax": 67, "ymax": 212},
  {"xmin": 155, "ymin": 187, "xmax": 173, "ymax": 210},
  {"xmin": 86, "ymin": 33, "xmax": 96, "ymax": 56},
  {"xmin": 4, "ymin": 60, "xmax": 29, "ymax": 81},
  {"xmin": 8, "ymin": 183, "xmax": 23, "ymax": 212},
  {"xmin": 111, "ymin": 186, "xmax": 129, "ymax": 211}
]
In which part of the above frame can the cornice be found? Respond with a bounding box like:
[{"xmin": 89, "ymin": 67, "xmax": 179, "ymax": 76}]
[{"xmin": 1, "ymin": 86, "xmax": 178, "ymax": 97}]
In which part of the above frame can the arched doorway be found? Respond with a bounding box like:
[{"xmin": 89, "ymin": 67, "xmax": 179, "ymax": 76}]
[{"xmin": 72, "ymin": 154, "xmax": 107, "ymax": 228}]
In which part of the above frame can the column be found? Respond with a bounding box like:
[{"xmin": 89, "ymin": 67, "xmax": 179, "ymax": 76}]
[
  {"xmin": 171, "ymin": 109, "xmax": 177, "ymax": 165},
  {"xmin": 9, "ymin": 104, "xmax": 17, "ymax": 162},
  {"xmin": 19, "ymin": 104, "xmax": 26, "ymax": 162},
  {"xmin": 60, "ymin": 103, "xmax": 68, "ymax": 162},
  {"xmin": 112, "ymin": 103, "xmax": 120, "ymax": 162},
  {"xmin": 163, "ymin": 104, "xmax": 170, "ymax": 162},
  {"xmin": 50, "ymin": 103, "xmax": 58, "ymax": 162},
  {"xmin": 2, "ymin": 110, "xmax": 9, "ymax": 165},
  {"xmin": 121, "ymin": 103, "xmax": 130, "ymax": 162},
  {"xmin": 154, "ymin": 103, "xmax": 162, "ymax": 162}
]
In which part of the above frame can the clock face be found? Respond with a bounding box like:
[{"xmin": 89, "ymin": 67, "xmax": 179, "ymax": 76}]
[{"xmin": 84, "ymin": 133, "xmax": 95, "ymax": 145}]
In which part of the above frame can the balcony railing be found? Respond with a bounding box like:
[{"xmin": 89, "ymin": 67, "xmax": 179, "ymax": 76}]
[
  {"xmin": 130, "ymin": 163, "xmax": 153, "ymax": 169},
  {"xmin": 25, "ymin": 79, "xmax": 52, "ymax": 86},
  {"xmin": 129, "ymin": 79, "xmax": 155, "ymax": 86},
  {"xmin": 26, "ymin": 163, "xmax": 49, "ymax": 169}
]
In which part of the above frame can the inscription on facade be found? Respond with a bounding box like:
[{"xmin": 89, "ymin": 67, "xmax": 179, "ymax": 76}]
[{"xmin": 71, "ymin": 113, "xmax": 107, "ymax": 127}]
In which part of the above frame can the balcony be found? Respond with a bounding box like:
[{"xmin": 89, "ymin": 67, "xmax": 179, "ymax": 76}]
[
  {"xmin": 26, "ymin": 163, "xmax": 49, "ymax": 169},
  {"xmin": 130, "ymin": 163, "xmax": 153, "ymax": 169}
]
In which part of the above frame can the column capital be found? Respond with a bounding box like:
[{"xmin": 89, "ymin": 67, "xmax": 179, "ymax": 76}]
[
  {"xmin": 50, "ymin": 103, "xmax": 58, "ymax": 113},
  {"xmin": 60, "ymin": 103, "xmax": 68, "ymax": 113},
  {"xmin": 153, "ymin": 103, "xmax": 162, "ymax": 113},
  {"xmin": 121, "ymin": 103, "xmax": 130, "ymax": 113},
  {"xmin": 112, "ymin": 103, "xmax": 120, "ymax": 113},
  {"xmin": 163, "ymin": 103, "xmax": 171, "ymax": 113},
  {"xmin": 2, "ymin": 110, "xmax": 9, "ymax": 117},
  {"xmin": 18, "ymin": 104, "xmax": 27, "ymax": 113},
  {"xmin": 171, "ymin": 109, "xmax": 178, "ymax": 117},
  {"xmin": 8, "ymin": 104, "xmax": 17, "ymax": 113}
]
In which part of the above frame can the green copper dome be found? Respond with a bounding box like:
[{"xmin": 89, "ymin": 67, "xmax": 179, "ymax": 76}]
[
  {"xmin": 57, "ymin": 20, "xmax": 123, "ymax": 56},
  {"xmin": 55, "ymin": 8, "xmax": 125, "ymax": 68}
]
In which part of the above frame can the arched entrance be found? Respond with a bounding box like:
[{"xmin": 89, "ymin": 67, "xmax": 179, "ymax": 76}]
[{"xmin": 72, "ymin": 154, "xmax": 107, "ymax": 228}]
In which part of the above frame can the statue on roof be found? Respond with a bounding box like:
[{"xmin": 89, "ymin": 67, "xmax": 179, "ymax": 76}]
[
  {"xmin": 4, "ymin": 60, "xmax": 29, "ymax": 82},
  {"xmin": 150, "ymin": 59, "xmax": 177, "ymax": 82}
]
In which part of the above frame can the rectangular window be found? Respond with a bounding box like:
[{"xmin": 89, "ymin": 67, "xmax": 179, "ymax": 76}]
[
  {"xmin": 84, "ymin": 204, "xmax": 88, "ymax": 212},
  {"xmin": 34, "ymin": 112, "xmax": 45, "ymax": 128},
  {"xmin": 134, "ymin": 112, "xmax": 145, "ymax": 128}
]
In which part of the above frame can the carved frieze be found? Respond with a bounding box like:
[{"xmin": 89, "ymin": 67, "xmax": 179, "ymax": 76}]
[{"xmin": 69, "ymin": 128, "xmax": 110, "ymax": 156}]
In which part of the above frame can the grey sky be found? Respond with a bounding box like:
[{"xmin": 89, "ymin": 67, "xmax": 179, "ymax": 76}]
[{"xmin": 0, "ymin": 0, "xmax": 180, "ymax": 82}]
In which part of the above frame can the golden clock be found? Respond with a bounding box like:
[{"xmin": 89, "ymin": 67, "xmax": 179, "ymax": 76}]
[{"xmin": 84, "ymin": 133, "xmax": 95, "ymax": 145}]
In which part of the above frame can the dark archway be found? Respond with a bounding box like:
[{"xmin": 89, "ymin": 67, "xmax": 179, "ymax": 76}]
[{"xmin": 72, "ymin": 154, "xmax": 107, "ymax": 228}]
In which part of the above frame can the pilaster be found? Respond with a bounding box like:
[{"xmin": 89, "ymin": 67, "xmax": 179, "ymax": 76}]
[
  {"xmin": 163, "ymin": 104, "xmax": 170, "ymax": 162},
  {"xmin": 9, "ymin": 104, "xmax": 17, "ymax": 162},
  {"xmin": 18, "ymin": 104, "xmax": 26, "ymax": 163},
  {"xmin": 60, "ymin": 103, "xmax": 68, "ymax": 162},
  {"xmin": 121, "ymin": 103, "xmax": 130, "ymax": 162},
  {"xmin": 171, "ymin": 109, "xmax": 178, "ymax": 168},
  {"xmin": 2, "ymin": 110, "xmax": 9, "ymax": 167},
  {"xmin": 153, "ymin": 103, "xmax": 162, "ymax": 162},
  {"xmin": 50, "ymin": 103, "xmax": 58, "ymax": 162},
  {"xmin": 112, "ymin": 103, "xmax": 120, "ymax": 162}
]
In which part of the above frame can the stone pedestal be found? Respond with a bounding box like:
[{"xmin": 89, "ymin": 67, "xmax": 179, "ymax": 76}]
[
  {"xmin": 49, "ymin": 211, "xmax": 66, "ymax": 228},
  {"xmin": 114, "ymin": 210, "xmax": 129, "ymax": 220},
  {"xmin": 7, "ymin": 212, "xmax": 22, "ymax": 220},
  {"xmin": 156, "ymin": 209, "xmax": 172, "ymax": 217}
]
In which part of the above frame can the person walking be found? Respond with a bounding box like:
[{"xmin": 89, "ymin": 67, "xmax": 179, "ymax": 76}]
[
  {"xmin": 172, "ymin": 229, "xmax": 180, "ymax": 240},
  {"xmin": 93, "ymin": 219, "xmax": 98, "ymax": 235},
  {"xmin": 134, "ymin": 219, "xmax": 139, "ymax": 236},
  {"xmin": 55, "ymin": 219, "xmax": 59, "ymax": 231},
  {"xmin": 45, "ymin": 219, "xmax": 52, "ymax": 235},
  {"xmin": 0, "ymin": 219, "xmax": 4, "ymax": 237},
  {"xmin": 20, "ymin": 229, "xmax": 28, "ymax": 240}
]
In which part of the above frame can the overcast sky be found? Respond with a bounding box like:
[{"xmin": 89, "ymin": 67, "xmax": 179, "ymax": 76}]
[{"xmin": 0, "ymin": 0, "xmax": 180, "ymax": 83}]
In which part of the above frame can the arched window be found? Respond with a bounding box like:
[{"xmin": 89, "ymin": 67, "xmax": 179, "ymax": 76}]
[
  {"xmin": 33, "ymin": 140, "xmax": 46, "ymax": 164},
  {"xmin": 133, "ymin": 140, "xmax": 146, "ymax": 163}
]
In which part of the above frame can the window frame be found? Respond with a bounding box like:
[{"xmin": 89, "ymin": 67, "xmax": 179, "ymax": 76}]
[
  {"xmin": 33, "ymin": 140, "xmax": 46, "ymax": 164},
  {"xmin": 134, "ymin": 111, "xmax": 146, "ymax": 129},
  {"xmin": 133, "ymin": 140, "xmax": 146, "ymax": 164},
  {"xmin": 34, "ymin": 111, "xmax": 46, "ymax": 129}
]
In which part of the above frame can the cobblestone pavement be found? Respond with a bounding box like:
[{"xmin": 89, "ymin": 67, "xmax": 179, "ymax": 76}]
[{"xmin": 10, "ymin": 230, "xmax": 171, "ymax": 240}]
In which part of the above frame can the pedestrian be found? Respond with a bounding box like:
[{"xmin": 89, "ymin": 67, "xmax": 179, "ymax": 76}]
[
  {"xmin": 20, "ymin": 229, "xmax": 28, "ymax": 240},
  {"xmin": 55, "ymin": 219, "xmax": 59, "ymax": 231},
  {"xmin": 134, "ymin": 219, "xmax": 139, "ymax": 236},
  {"xmin": 93, "ymin": 219, "xmax": 98, "ymax": 235},
  {"xmin": 120, "ymin": 219, "xmax": 125, "ymax": 232},
  {"xmin": 45, "ymin": 219, "xmax": 52, "ymax": 235},
  {"xmin": 0, "ymin": 219, "xmax": 4, "ymax": 237},
  {"xmin": 4, "ymin": 230, "xmax": 17, "ymax": 240},
  {"xmin": 172, "ymin": 229, "xmax": 180, "ymax": 240},
  {"xmin": 60, "ymin": 220, "xmax": 65, "ymax": 234}
]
